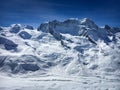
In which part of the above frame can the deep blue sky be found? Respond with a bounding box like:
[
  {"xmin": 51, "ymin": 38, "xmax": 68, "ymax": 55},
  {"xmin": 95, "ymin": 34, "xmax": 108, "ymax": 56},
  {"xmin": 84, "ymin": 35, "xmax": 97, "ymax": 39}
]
[{"xmin": 0, "ymin": 0, "xmax": 120, "ymax": 27}]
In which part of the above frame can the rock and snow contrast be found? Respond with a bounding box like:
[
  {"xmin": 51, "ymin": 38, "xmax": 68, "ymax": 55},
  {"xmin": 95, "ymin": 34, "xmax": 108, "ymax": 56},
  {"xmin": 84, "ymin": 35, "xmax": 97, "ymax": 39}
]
[{"xmin": 0, "ymin": 18, "xmax": 120, "ymax": 90}]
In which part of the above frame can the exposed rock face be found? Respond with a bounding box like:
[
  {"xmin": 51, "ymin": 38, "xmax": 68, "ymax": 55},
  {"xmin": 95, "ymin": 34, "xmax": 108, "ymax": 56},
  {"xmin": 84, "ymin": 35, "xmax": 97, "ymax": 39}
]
[
  {"xmin": 0, "ymin": 27, "xmax": 3, "ymax": 31},
  {"xmin": 48, "ymin": 21, "xmax": 62, "ymax": 40},
  {"xmin": 38, "ymin": 18, "xmax": 116, "ymax": 44},
  {"xmin": 37, "ymin": 23, "xmax": 49, "ymax": 32},
  {"xmin": 9, "ymin": 24, "xmax": 21, "ymax": 33},
  {"xmin": 38, "ymin": 19, "xmax": 81, "ymax": 35},
  {"xmin": 0, "ymin": 55, "xmax": 40, "ymax": 73},
  {"xmin": 19, "ymin": 31, "xmax": 32, "ymax": 39},
  {"xmin": 0, "ymin": 36, "xmax": 18, "ymax": 50},
  {"xmin": 111, "ymin": 27, "xmax": 120, "ymax": 33},
  {"xmin": 80, "ymin": 18, "xmax": 98, "ymax": 29},
  {"xmin": 104, "ymin": 25, "xmax": 111, "ymax": 30},
  {"xmin": 24, "ymin": 25, "xmax": 34, "ymax": 30}
]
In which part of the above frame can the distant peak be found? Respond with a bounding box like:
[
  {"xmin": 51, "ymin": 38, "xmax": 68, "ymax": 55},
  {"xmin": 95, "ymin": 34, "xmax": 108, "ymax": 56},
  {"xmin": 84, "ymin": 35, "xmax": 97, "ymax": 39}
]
[
  {"xmin": 81, "ymin": 18, "xmax": 94, "ymax": 24},
  {"xmin": 80, "ymin": 18, "xmax": 98, "ymax": 29},
  {"xmin": 10, "ymin": 24, "xmax": 21, "ymax": 27},
  {"xmin": 104, "ymin": 25, "xmax": 111, "ymax": 30}
]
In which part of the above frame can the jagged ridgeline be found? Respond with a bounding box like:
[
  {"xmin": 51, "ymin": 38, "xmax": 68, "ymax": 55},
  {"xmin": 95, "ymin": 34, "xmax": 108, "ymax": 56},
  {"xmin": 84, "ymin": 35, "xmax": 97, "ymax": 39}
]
[{"xmin": 0, "ymin": 18, "xmax": 120, "ymax": 76}]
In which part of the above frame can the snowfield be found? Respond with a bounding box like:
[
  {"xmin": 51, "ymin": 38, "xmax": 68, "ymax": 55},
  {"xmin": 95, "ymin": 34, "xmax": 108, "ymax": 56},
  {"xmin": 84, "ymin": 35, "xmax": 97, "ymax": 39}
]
[
  {"xmin": 0, "ymin": 18, "xmax": 120, "ymax": 90},
  {"xmin": 0, "ymin": 74, "xmax": 120, "ymax": 90}
]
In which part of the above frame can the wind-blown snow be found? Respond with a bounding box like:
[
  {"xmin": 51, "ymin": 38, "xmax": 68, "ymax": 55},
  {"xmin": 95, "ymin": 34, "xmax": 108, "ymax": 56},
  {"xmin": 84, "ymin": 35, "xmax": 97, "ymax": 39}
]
[{"xmin": 0, "ymin": 18, "xmax": 120, "ymax": 90}]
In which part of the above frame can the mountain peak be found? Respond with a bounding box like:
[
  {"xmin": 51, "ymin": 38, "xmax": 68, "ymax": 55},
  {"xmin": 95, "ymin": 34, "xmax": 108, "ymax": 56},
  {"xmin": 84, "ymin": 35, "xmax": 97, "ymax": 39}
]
[
  {"xmin": 81, "ymin": 18, "xmax": 92, "ymax": 23},
  {"xmin": 10, "ymin": 24, "xmax": 22, "ymax": 27},
  {"xmin": 38, "ymin": 18, "xmax": 99, "ymax": 35},
  {"xmin": 9, "ymin": 24, "xmax": 22, "ymax": 33},
  {"xmin": 80, "ymin": 18, "xmax": 98, "ymax": 29}
]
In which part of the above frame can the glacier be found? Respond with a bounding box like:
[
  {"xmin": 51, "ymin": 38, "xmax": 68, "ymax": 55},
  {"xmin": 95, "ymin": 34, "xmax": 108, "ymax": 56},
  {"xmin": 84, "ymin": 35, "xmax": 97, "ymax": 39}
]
[{"xmin": 0, "ymin": 18, "xmax": 120, "ymax": 90}]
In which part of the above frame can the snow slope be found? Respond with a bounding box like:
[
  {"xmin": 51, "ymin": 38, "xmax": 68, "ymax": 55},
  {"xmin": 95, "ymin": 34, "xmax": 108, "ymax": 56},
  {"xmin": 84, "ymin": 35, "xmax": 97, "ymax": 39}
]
[{"xmin": 0, "ymin": 18, "xmax": 120, "ymax": 90}]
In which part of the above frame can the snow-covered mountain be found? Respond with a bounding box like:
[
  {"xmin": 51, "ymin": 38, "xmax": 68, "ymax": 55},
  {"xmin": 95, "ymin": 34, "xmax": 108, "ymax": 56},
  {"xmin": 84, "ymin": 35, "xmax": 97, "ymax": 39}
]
[
  {"xmin": 0, "ymin": 18, "xmax": 120, "ymax": 90},
  {"xmin": 0, "ymin": 18, "xmax": 120, "ymax": 76}
]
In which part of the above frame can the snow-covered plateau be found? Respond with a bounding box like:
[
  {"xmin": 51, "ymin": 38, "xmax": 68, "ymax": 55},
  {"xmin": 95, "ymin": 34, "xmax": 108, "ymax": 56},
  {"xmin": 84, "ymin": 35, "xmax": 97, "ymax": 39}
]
[{"xmin": 0, "ymin": 18, "xmax": 120, "ymax": 90}]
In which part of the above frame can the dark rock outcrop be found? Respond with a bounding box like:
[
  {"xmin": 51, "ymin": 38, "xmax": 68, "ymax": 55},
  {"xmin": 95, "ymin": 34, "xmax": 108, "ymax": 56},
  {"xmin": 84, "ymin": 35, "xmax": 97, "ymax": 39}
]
[
  {"xmin": 19, "ymin": 31, "xmax": 32, "ymax": 39},
  {"xmin": 0, "ymin": 36, "xmax": 18, "ymax": 50},
  {"xmin": 10, "ymin": 24, "xmax": 21, "ymax": 33},
  {"xmin": 24, "ymin": 25, "xmax": 34, "ymax": 30}
]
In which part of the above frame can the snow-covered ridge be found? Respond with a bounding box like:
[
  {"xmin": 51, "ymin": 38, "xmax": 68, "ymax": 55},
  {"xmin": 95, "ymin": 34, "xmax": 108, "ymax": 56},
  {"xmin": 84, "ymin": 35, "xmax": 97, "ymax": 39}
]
[
  {"xmin": 0, "ymin": 18, "xmax": 120, "ymax": 77},
  {"xmin": 38, "ymin": 18, "xmax": 120, "ymax": 44}
]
